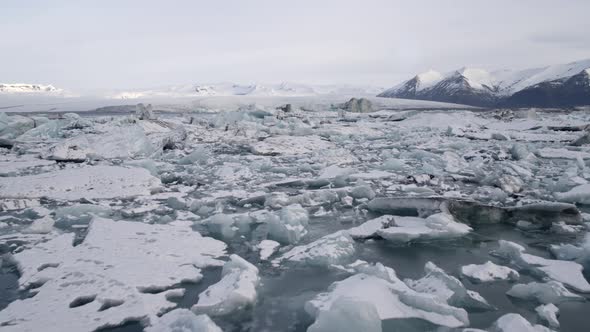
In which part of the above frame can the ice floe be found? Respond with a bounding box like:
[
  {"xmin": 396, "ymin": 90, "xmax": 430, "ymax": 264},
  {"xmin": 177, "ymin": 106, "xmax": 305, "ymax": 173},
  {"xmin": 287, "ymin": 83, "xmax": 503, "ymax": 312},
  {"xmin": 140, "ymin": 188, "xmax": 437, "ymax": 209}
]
[
  {"xmin": 490, "ymin": 313, "xmax": 553, "ymax": 332},
  {"xmin": 0, "ymin": 217, "xmax": 226, "ymax": 331},
  {"xmin": 0, "ymin": 165, "xmax": 161, "ymax": 200},
  {"xmin": 145, "ymin": 309, "xmax": 222, "ymax": 332},
  {"xmin": 306, "ymin": 262, "xmax": 469, "ymax": 329},
  {"xmin": 535, "ymin": 303, "xmax": 560, "ymax": 329},
  {"xmin": 461, "ymin": 261, "xmax": 520, "ymax": 283},
  {"xmin": 506, "ymin": 281, "xmax": 583, "ymax": 304},
  {"xmin": 405, "ymin": 262, "xmax": 493, "ymax": 310},
  {"xmin": 376, "ymin": 213, "xmax": 472, "ymax": 243},
  {"xmin": 274, "ymin": 230, "xmax": 356, "ymax": 267},
  {"xmin": 192, "ymin": 254, "xmax": 259, "ymax": 316},
  {"xmin": 494, "ymin": 240, "xmax": 590, "ymax": 292}
]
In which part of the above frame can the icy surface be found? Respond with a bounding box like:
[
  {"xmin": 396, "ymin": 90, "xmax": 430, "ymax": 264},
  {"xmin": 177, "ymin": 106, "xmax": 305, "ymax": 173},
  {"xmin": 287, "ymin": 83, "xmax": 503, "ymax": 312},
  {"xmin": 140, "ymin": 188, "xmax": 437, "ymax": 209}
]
[
  {"xmin": 192, "ymin": 254, "xmax": 259, "ymax": 316},
  {"xmin": 506, "ymin": 281, "xmax": 583, "ymax": 304},
  {"xmin": 495, "ymin": 240, "xmax": 590, "ymax": 292},
  {"xmin": 376, "ymin": 213, "xmax": 472, "ymax": 243},
  {"xmin": 0, "ymin": 217, "xmax": 226, "ymax": 331},
  {"xmin": 2, "ymin": 107, "xmax": 590, "ymax": 331},
  {"xmin": 145, "ymin": 309, "xmax": 222, "ymax": 332},
  {"xmin": 405, "ymin": 262, "xmax": 493, "ymax": 310},
  {"xmin": 275, "ymin": 230, "xmax": 356, "ymax": 267},
  {"xmin": 461, "ymin": 261, "xmax": 519, "ymax": 283},
  {"xmin": 0, "ymin": 165, "xmax": 161, "ymax": 200},
  {"xmin": 306, "ymin": 262, "xmax": 469, "ymax": 328},
  {"xmin": 535, "ymin": 303, "xmax": 560, "ymax": 329},
  {"xmin": 490, "ymin": 313, "xmax": 553, "ymax": 332}
]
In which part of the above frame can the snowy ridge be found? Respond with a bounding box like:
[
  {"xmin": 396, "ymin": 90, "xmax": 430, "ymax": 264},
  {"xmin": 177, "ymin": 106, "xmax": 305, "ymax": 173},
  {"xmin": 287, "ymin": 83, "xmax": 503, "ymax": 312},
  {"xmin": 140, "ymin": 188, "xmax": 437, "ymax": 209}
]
[
  {"xmin": 109, "ymin": 82, "xmax": 383, "ymax": 99},
  {"xmin": 379, "ymin": 58, "xmax": 590, "ymax": 107},
  {"xmin": 0, "ymin": 83, "xmax": 64, "ymax": 95}
]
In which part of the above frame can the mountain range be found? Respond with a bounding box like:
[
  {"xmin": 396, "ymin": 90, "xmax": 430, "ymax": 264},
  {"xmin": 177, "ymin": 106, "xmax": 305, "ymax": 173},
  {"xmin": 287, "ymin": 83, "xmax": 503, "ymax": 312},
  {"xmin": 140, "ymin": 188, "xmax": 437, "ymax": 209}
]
[{"xmin": 378, "ymin": 59, "xmax": 590, "ymax": 108}]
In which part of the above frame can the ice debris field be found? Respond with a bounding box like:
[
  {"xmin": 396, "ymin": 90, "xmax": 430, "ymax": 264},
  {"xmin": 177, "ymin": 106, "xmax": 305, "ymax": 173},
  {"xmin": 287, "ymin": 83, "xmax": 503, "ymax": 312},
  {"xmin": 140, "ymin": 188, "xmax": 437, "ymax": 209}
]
[{"xmin": 1, "ymin": 100, "xmax": 590, "ymax": 332}]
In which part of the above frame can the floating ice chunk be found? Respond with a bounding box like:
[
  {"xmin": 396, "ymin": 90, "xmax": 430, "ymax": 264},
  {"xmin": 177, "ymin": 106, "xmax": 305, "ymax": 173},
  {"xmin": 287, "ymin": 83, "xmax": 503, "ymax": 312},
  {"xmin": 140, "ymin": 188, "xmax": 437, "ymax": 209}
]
[
  {"xmin": 494, "ymin": 240, "xmax": 590, "ymax": 292},
  {"xmin": 257, "ymin": 240, "xmax": 280, "ymax": 260},
  {"xmin": 491, "ymin": 132, "xmax": 510, "ymax": 141},
  {"xmin": 0, "ymin": 217, "xmax": 226, "ymax": 332},
  {"xmin": 381, "ymin": 158, "xmax": 406, "ymax": 171},
  {"xmin": 318, "ymin": 165, "xmax": 353, "ymax": 179},
  {"xmin": 507, "ymin": 281, "xmax": 583, "ymax": 304},
  {"xmin": 461, "ymin": 261, "xmax": 519, "ymax": 283},
  {"xmin": 306, "ymin": 272, "xmax": 469, "ymax": 329},
  {"xmin": 203, "ymin": 213, "xmax": 251, "ymax": 240},
  {"xmin": 368, "ymin": 197, "xmax": 447, "ymax": 214},
  {"xmin": 348, "ymin": 215, "xmax": 394, "ymax": 240},
  {"xmin": 0, "ymin": 114, "xmax": 46, "ymax": 139},
  {"xmin": 124, "ymin": 158, "xmax": 159, "ymax": 176},
  {"xmin": 510, "ymin": 143, "xmax": 532, "ymax": 160},
  {"xmin": 537, "ymin": 148, "xmax": 590, "ymax": 160},
  {"xmin": 349, "ymin": 170, "xmax": 397, "ymax": 180},
  {"xmin": 516, "ymin": 220, "xmax": 543, "ymax": 231},
  {"xmin": 307, "ymin": 297, "xmax": 382, "ymax": 332},
  {"xmin": 192, "ymin": 254, "xmax": 259, "ymax": 316},
  {"xmin": 535, "ymin": 303, "xmax": 560, "ymax": 329},
  {"xmin": 555, "ymin": 184, "xmax": 590, "ymax": 204},
  {"xmin": 25, "ymin": 215, "xmax": 55, "ymax": 234},
  {"xmin": 54, "ymin": 204, "xmax": 112, "ymax": 226},
  {"xmin": 490, "ymin": 313, "xmax": 553, "ymax": 332},
  {"xmin": 0, "ymin": 165, "xmax": 161, "ymax": 200},
  {"xmin": 136, "ymin": 103, "xmax": 155, "ymax": 120},
  {"xmin": 44, "ymin": 138, "xmax": 92, "ymax": 162},
  {"xmin": 376, "ymin": 213, "xmax": 472, "ymax": 244},
  {"xmin": 146, "ymin": 309, "xmax": 221, "ymax": 332},
  {"xmin": 275, "ymin": 230, "xmax": 355, "ymax": 267},
  {"xmin": 179, "ymin": 146, "xmax": 209, "ymax": 165},
  {"xmin": 267, "ymin": 204, "xmax": 309, "ymax": 244},
  {"xmin": 250, "ymin": 135, "xmax": 334, "ymax": 156},
  {"xmin": 405, "ymin": 262, "xmax": 493, "ymax": 310},
  {"xmin": 550, "ymin": 235, "xmax": 590, "ymax": 269},
  {"xmin": 551, "ymin": 221, "xmax": 585, "ymax": 235},
  {"xmin": 0, "ymin": 157, "xmax": 55, "ymax": 176},
  {"xmin": 350, "ymin": 184, "xmax": 376, "ymax": 200},
  {"xmin": 496, "ymin": 174, "xmax": 523, "ymax": 194}
]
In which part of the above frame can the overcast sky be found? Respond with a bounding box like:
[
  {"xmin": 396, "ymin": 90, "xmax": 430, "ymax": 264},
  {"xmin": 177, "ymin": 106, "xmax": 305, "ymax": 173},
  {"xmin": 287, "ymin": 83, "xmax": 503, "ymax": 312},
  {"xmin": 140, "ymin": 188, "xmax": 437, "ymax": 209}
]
[{"xmin": 2, "ymin": 0, "xmax": 590, "ymax": 91}]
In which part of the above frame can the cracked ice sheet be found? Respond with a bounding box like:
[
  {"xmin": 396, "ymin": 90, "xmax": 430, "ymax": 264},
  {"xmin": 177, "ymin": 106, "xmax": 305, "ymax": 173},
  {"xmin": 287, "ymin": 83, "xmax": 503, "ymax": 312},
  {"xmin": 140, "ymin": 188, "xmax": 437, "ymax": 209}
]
[
  {"xmin": 0, "ymin": 217, "xmax": 226, "ymax": 332},
  {"xmin": 0, "ymin": 165, "xmax": 161, "ymax": 200}
]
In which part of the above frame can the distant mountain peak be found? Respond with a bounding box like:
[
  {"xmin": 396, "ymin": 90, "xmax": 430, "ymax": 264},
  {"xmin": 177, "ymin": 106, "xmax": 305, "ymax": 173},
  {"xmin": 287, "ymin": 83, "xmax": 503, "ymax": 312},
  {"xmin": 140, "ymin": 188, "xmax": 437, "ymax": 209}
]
[
  {"xmin": 0, "ymin": 83, "xmax": 64, "ymax": 94},
  {"xmin": 379, "ymin": 59, "xmax": 590, "ymax": 107}
]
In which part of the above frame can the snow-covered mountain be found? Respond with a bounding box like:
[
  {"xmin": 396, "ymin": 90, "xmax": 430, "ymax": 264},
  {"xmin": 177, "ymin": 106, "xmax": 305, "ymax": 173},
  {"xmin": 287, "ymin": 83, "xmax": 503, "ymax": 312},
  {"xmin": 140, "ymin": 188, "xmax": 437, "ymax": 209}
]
[
  {"xmin": 379, "ymin": 59, "xmax": 590, "ymax": 107},
  {"xmin": 0, "ymin": 83, "xmax": 64, "ymax": 95},
  {"xmin": 109, "ymin": 82, "xmax": 383, "ymax": 99}
]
